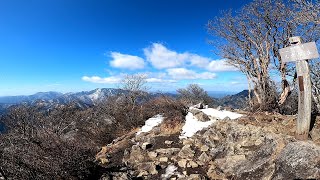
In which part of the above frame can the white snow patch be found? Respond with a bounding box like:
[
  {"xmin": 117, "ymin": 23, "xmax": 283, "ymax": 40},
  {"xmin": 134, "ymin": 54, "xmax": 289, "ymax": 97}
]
[
  {"xmin": 180, "ymin": 112, "xmax": 215, "ymax": 139},
  {"xmin": 180, "ymin": 108, "xmax": 243, "ymax": 138},
  {"xmin": 200, "ymin": 108, "xmax": 243, "ymax": 120},
  {"xmin": 136, "ymin": 114, "xmax": 164, "ymax": 135},
  {"xmin": 161, "ymin": 165, "xmax": 178, "ymax": 179},
  {"xmin": 89, "ymin": 88, "xmax": 102, "ymax": 101}
]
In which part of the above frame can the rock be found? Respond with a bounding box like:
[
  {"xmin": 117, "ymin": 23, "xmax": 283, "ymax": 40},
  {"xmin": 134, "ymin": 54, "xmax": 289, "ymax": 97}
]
[
  {"xmin": 192, "ymin": 103, "xmax": 205, "ymax": 109},
  {"xmin": 178, "ymin": 159, "xmax": 188, "ymax": 168},
  {"xmin": 178, "ymin": 145, "xmax": 195, "ymax": 158},
  {"xmin": 141, "ymin": 142, "xmax": 153, "ymax": 150},
  {"xmin": 241, "ymin": 140, "xmax": 255, "ymax": 147},
  {"xmin": 207, "ymin": 165, "xmax": 226, "ymax": 179},
  {"xmin": 310, "ymin": 128, "xmax": 320, "ymax": 141},
  {"xmin": 198, "ymin": 152, "xmax": 211, "ymax": 164},
  {"xmin": 159, "ymin": 157, "xmax": 168, "ymax": 162},
  {"xmin": 189, "ymin": 108, "xmax": 202, "ymax": 115},
  {"xmin": 111, "ymin": 172, "xmax": 129, "ymax": 180},
  {"xmin": 101, "ymin": 172, "xmax": 130, "ymax": 180},
  {"xmin": 136, "ymin": 162, "xmax": 158, "ymax": 175},
  {"xmin": 182, "ymin": 139, "xmax": 193, "ymax": 145},
  {"xmin": 195, "ymin": 112, "xmax": 211, "ymax": 122},
  {"xmin": 148, "ymin": 152, "xmax": 158, "ymax": 159},
  {"xmin": 188, "ymin": 174, "xmax": 205, "ymax": 179},
  {"xmin": 156, "ymin": 148, "xmax": 181, "ymax": 155},
  {"xmin": 254, "ymin": 138, "xmax": 263, "ymax": 146},
  {"xmin": 200, "ymin": 145, "xmax": 209, "ymax": 152},
  {"xmin": 273, "ymin": 141, "xmax": 320, "ymax": 179},
  {"xmin": 222, "ymin": 116, "xmax": 231, "ymax": 121},
  {"xmin": 100, "ymin": 157, "xmax": 109, "ymax": 164},
  {"xmin": 137, "ymin": 171, "xmax": 148, "ymax": 177},
  {"xmin": 215, "ymin": 155, "xmax": 246, "ymax": 174},
  {"xmin": 189, "ymin": 108, "xmax": 211, "ymax": 122},
  {"xmin": 126, "ymin": 145, "xmax": 146, "ymax": 163},
  {"xmin": 187, "ymin": 160, "xmax": 199, "ymax": 168},
  {"xmin": 165, "ymin": 140, "xmax": 173, "ymax": 145}
]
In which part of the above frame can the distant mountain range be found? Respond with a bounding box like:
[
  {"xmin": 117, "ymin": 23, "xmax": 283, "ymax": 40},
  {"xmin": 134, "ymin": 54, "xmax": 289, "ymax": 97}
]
[
  {"xmin": 0, "ymin": 88, "xmax": 179, "ymax": 113},
  {"xmin": 217, "ymin": 90, "xmax": 252, "ymax": 109},
  {"xmin": 0, "ymin": 88, "xmax": 250, "ymax": 115},
  {"xmin": 0, "ymin": 88, "xmax": 129, "ymax": 113}
]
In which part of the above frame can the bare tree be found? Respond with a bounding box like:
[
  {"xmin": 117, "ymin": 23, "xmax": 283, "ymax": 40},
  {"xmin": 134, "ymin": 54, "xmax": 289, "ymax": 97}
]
[
  {"xmin": 310, "ymin": 61, "xmax": 320, "ymax": 112},
  {"xmin": 293, "ymin": 0, "xmax": 320, "ymax": 112},
  {"xmin": 208, "ymin": 0, "xmax": 319, "ymax": 111},
  {"xmin": 120, "ymin": 74, "xmax": 149, "ymax": 106},
  {"xmin": 177, "ymin": 84, "xmax": 213, "ymax": 106}
]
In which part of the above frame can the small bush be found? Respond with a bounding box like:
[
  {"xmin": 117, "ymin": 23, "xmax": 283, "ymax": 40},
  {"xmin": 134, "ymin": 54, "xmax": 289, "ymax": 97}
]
[
  {"xmin": 177, "ymin": 84, "xmax": 214, "ymax": 106},
  {"xmin": 143, "ymin": 95, "xmax": 187, "ymax": 131}
]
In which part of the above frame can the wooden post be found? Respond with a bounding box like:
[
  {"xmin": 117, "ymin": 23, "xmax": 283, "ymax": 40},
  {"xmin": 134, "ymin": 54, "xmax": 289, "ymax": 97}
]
[
  {"xmin": 290, "ymin": 36, "xmax": 312, "ymax": 140},
  {"xmin": 296, "ymin": 60, "xmax": 312, "ymax": 140},
  {"xmin": 279, "ymin": 36, "xmax": 319, "ymax": 140}
]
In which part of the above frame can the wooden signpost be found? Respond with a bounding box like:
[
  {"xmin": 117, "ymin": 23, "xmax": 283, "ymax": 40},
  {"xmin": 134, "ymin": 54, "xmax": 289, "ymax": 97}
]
[{"xmin": 279, "ymin": 36, "xmax": 319, "ymax": 140}]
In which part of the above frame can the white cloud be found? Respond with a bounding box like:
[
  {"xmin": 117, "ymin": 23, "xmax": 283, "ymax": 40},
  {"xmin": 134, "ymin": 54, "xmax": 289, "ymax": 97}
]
[
  {"xmin": 167, "ymin": 68, "xmax": 217, "ymax": 80},
  {"xmin": 109, "ymin": 52, "xmax": 145, "ymax": 70},
  {"xmin": 82, "ymin": 76, "xmax": 121, "ymax": 84},
  {"xmin": 207, "ymin": 59, "xmax": 238, "ymax": 72},
  {"xmin": 188, "ymin": 54, "xmax": 210, "ymax": 68},
  {"xmin": 144, "ymin": 43, "xmax": 188, "ymax": 69},
  {"xmin": 146, "ymin": 78, "xmax": 177, "ymax": 83},
  {"xmin": 143, "ymin": 43, "xmax": 238, "ymax": 72}
]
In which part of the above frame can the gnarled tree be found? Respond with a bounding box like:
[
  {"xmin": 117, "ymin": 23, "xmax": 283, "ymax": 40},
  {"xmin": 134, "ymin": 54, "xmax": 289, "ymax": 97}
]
[{"xmin": 208, "ymin": 0, "xmax": 319, "ymax": 111}]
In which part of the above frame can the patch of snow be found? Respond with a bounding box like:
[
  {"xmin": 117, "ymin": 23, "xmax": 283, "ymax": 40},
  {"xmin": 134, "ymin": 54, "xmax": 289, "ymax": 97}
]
[
  {"xmin": 180, "ymin": 112, "xmax": 216, "ymax": 139},
  {"xmin": 200, "ymin": 108, "xmax": 243, "ymax": 120},
  {"xmin": 89, "ymin": 88, "xmax": 102, "ymax": 101},
  {"xmin": 136, "ymin": 114, "xmax": 164, "ymax": 135},
  {"xmin": 180, "ymin": 108, "xmax": 243, "ymax": 139},
  {"xmin": 161, "ymin": 165, "xmax": 178, "ymax": 179}
]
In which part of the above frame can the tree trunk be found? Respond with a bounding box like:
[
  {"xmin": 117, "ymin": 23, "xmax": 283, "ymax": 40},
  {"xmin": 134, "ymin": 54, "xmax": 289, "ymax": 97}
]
[
  {"xmin": 279, "ymin": 79, "xmax": 291, "ymax": 105},
  {"xmin": 247, "ymin": 75, "xmax": 253, "ymax": 108}
]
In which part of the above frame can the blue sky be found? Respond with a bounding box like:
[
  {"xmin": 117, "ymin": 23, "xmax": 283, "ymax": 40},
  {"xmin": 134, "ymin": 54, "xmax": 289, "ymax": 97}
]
[{"xmin": 0, "ymin": 0, "xmax": 251, "ymax": 96}]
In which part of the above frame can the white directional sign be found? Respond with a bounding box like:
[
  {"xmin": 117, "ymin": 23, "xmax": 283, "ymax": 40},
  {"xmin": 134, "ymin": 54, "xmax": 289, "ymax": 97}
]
[{"xmin": 279, "ymin": 42, "xmax": 319, "ymax": 63}]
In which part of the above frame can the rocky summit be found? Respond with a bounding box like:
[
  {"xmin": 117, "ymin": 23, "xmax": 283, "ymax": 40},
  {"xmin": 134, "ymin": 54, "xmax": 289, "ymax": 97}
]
[{"xmin": 96, "ymin": 110, "xmax": 320, "ymax": 179}]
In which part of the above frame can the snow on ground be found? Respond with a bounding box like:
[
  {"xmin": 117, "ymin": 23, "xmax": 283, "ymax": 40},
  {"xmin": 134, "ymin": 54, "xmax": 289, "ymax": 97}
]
[
  {"xmin": 180, "ymin": 108, "xmax": 243, "ymax": 138},
  {"xmin": 136, "ymin": 114, "xmax": 164, "ymax": 135},
  {"xmin": 200, "ymin": 108, "xmax": 243, "ymax": 120},
  {"xmin": 161, "ymin": 165, "xmax": 178, "ymax": 179},
  {"xmin": 180, "ymin": 112, "xmax": 216, "ymax": 138}
]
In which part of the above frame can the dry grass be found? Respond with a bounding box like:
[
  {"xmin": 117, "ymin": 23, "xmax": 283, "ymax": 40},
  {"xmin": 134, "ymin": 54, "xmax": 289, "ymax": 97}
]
[{"xmin": 159, "ymin": 121, "xmax": 184, "ymax": 135}]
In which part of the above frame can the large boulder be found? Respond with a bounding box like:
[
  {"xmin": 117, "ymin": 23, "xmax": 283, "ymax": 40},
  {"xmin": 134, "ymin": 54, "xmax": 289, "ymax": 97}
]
[
  {"xmin": 189, "ymin": 108, "xmax": 211, "ymax": 122},
  {"xmin": 273, "ymin": 141, "xmax": 320, "ymax": 179}
]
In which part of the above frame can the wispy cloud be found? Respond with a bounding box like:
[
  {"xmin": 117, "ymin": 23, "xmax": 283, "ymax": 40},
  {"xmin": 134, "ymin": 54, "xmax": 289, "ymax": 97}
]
[
  {"xmin": 109, "ymin": 52, "xmax": 145, "ymax": 70},
  {"xmin": 82, "ymin": 75, "xmax": 176, "ymax": 84},
  {"xmin": 82, "ymin": 76, "xmax": 121, "ymax": 84},
  {"xmin": 146, "ymin": 78, "xmax": 177, "ymax": 83},
  {"xmin": 167, "ymin": 68, "xmax": 216, "ymax": 80},
  {"xmin": 207, "ymin": 59, "xmax": 238, "ymax": 72}
]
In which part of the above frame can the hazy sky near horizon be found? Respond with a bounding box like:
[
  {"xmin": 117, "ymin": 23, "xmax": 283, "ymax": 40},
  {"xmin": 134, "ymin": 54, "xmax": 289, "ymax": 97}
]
[{"xmin": 0, "ymin": 0, "xmax": 252, "ymax": 96}]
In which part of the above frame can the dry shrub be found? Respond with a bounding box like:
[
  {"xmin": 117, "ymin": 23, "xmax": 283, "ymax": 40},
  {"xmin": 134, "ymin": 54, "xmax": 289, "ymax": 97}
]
[
  {"xmin": 159, "ymin": 119, "xmax": 184, "ymax": 135},
  {"xmin": 143, "ymin": 95, "xmax": 187, "ymax": 134},
  {"xmin": 0, "ymin": 103, "xmax": 117, "ymax": 180},
  {"xmin": 101, "ymin": 95, "xmax": 148, "ymax": 130},
  {"xmin": 0, "ymin": 94, "xmax": 187, "ymax": 179},
  {"xmin": 177, "ymin": 84, "xmax": 214, "ymax": 106}
]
